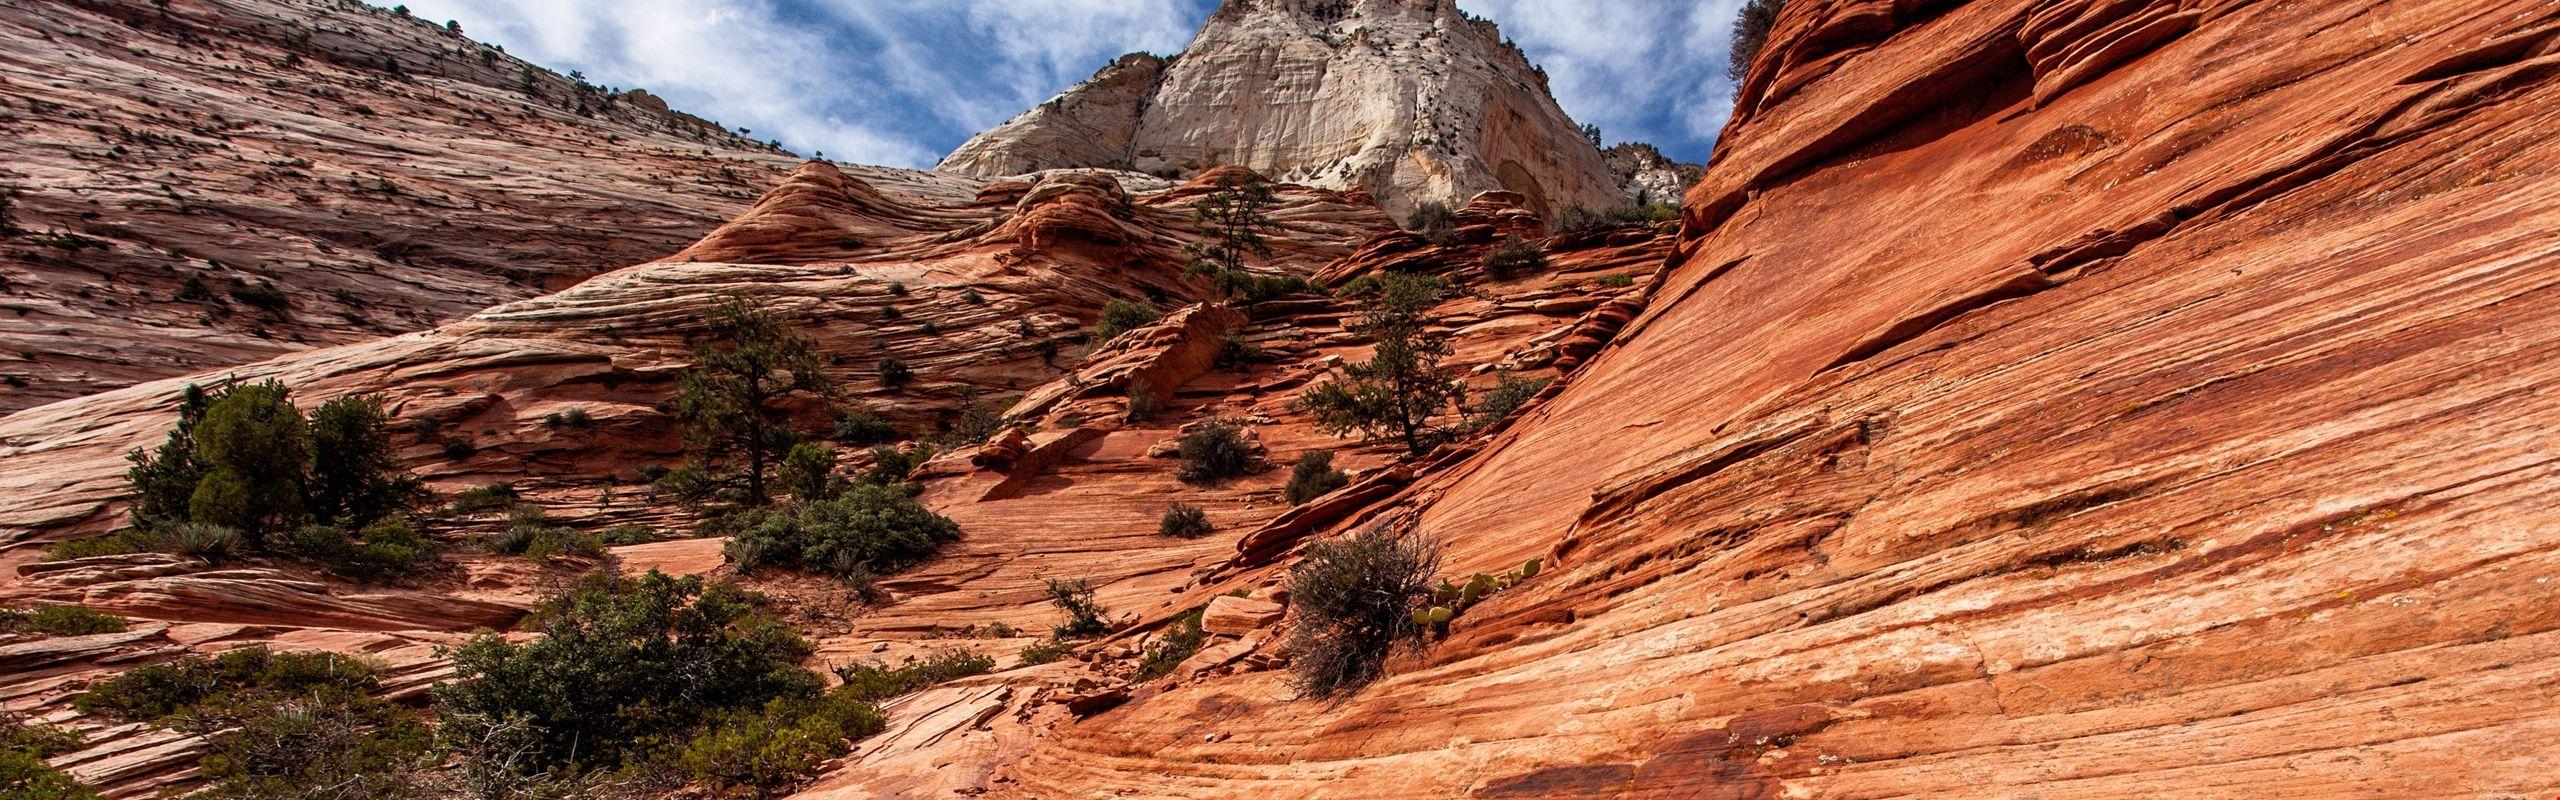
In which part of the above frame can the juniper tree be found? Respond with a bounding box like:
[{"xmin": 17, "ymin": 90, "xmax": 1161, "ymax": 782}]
[
  {"xmin": 306, "ymin": 394, "xmax": 425, "ymax": 525},
  {"xmin": 1728, "ymin": 0, "xmax": 1788, "ymax": 83},
  {"xmin": 671, "ymin": 296, "xmax": 835, "ymax": 508},
  {"xmin": 186, "ymin": 380, "xmax": 310, "ymax": 545},
  {"xmin": 1297, "ymin": 274, "xmax": 1464, "ymax": 457}
]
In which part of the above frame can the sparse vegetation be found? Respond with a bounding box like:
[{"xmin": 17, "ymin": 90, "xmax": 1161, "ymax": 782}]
[
  {"xmin": 1132, "ymin": 608, "xmax": 1207, "ymax": 681},
  {"xmin": 1468, "ymin": 371, "xmax": 1551, "ymax": 431},
  {"xmin": 829, "ymin": 650, "xmax": 996, "ymax": 701},
  {"xmin": 1298, "ymin": 274, "xmax": 1465, "ymax": 457},
  {"xmin": 1283, "ymin": 451, "xmax": 1351, "ymax": 505},
  {"xmin": 1553, "ymin": 203, "xmax": 1679, "ymax": 237},
  {"xmin": 1093, "ymin": 298, "xmax": 1161, "ymax": 344},
  {"xmin": 0, "ymin": 604, "xmax": 128, "ymax": 637},
  {"xmin": 1, "ymin": 709, "xmax": 98, "ymax": 800},
  {"xmin": 1286, "ymin": 526, "xmax": 1440, "ymax": 698},
  {"xmin": 1480, "ymin": 236, "xmax": 1547, "ymax": 279},
  {"xmin": 1729, "ymin": 0, "xmax": 1789, "ymax": 83},
  {"xmin": 1175, "ymin": 419, "xmax": 1257, "ymax": 484},
  {"xmin": 877, "ymin": 356, "xmax": 914, "ymax": 390},
  {"xmin": 1158, "ymin": 502, "xmax": 1212, "ymax": 539},
  {"xmin": 831, "ymin": 406, "xmax": 899, "ymax": 445},
  {"xmin": 861, "ymin": 441, "xmax": 935, "ymax": 485},
  {"xmin": 1405, "ymin": 201, "xmax": 1459, "ymax": 245},
  {"xmin": 670, "ymin": 296, "xmax": 836, "ymax": 508},
  {"xmin": 1043, "ymin": 578, "xmax": 1110, "ymax": 638},
  {"xmin": 1017, "ymin": 638, "xmax": 1076, "ymax": 665}
]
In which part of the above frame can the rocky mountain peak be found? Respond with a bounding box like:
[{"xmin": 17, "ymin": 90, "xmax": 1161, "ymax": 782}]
[{"xmin": 938, "ymin": 0, "xmax": 1627, "ymax": 218}]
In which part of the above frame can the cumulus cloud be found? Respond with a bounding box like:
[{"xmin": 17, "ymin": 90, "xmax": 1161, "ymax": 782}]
[{"xmin": 377, "ymin": 0, "xmax": 1743, "ymax": 168}]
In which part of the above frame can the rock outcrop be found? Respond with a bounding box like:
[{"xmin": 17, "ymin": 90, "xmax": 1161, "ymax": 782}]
[
  {"xmin": 0, "ymin": 0, "xmax": 803, "ymax": 411},
  {"xmin": 981, "ymin": 1, "xmax": 2560, "ymax": 797},
  {"xmin": 939, "ymin": 0, "xmax": 1628, "ymax": 219}
]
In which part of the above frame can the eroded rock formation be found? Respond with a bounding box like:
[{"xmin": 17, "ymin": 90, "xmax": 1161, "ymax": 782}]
[
  {"xmin": 939, "ymin": 0, "xmax": 1628, "ymax": 219},
  {"xmin": 0, "ymin": 0, "xmax": 801, "ymax": 411}
]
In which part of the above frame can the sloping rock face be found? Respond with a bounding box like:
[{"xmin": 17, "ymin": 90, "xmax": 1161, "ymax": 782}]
[
  {"xmin": 939, "ymin": 0, "xmax": 1626, "ymax": 219},
  {"xmin": 0, "ymin": 0, "xmax": 800, "ymax": 411},
  {"xmin": 973, "ymin": 0, "xmax": 2560, "ymax": 797}
]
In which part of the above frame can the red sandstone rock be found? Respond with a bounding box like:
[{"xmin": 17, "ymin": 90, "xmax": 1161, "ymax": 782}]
[{"xmin": 1198, "ymin": 595, "xmax": 1283, "ymax": 636}]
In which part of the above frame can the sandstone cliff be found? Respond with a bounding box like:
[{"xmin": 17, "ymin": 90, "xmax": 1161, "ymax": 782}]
[
  {"xmin": 938, "ymin": 0, "xmax": 1628, "ymax": 219},
  {"xmin": 0, "ymin": 0, "xmax": 800, "ymax": 412}
]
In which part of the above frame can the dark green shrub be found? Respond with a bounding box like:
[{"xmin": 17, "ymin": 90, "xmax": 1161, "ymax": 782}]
[
  {"xmin": 1175, "ymin": 419, "xmax": 1256, "ymax": 484},
  {"xmin": 1093, "ymin": 299, "xmax": 1160, "ymax": 344},
  {"xmin": 1298, "ymin": 274, "xmax": 1463, "ymax": 457},
  {"xmin": 1158, "ymin": 503, "xmax": 1212, "ymax": 539},
  {"xmin": 188, "ymin": 381, "xmax": 309, "ymax": 543},
  {"xmin": 1044, "ymin": 578, "xmax": 1110, "ymax": 638},
  {"xmin": 1283, "ymin": 451, "xmax": 1351, "ymax": 505},
  {"xmin": 1480, "ymin": 236, "xmax": 1547, "ymax": 279},
  {"xmin": 877, "ymin": 357, "xmax": 914, "ymax": 389},
  {"xmin": 0, "ymin": 604, "xmax": 127, "ymax": 636},
  {"xmin": 39, "ymin": 529, "xmax": 157, "ymax": 561},
  {"xmin": 306, "ymin": 394, "xmax": 425, "ymax": 525},
  {"xmin": 75, "ymin": 645, "xmax": 376, "ymax": 721},
  {"xmin": 1285, "ymin": 526, "xmax": 1439, "ymax": 698},
  {"xmin": 492, "ymin": 505, "xmax": 602, "ymax": 560},
  {"xmin": 1131, "ymin": 608, "xmax": 1206, "ymax": 682},
  {"xmin": 861, "ymin": 441, "xmax": 935, "ymax": 485},
  {"xmin": 720, "ymin": 484, "xmax": 960, "ymax": 579},
  {"xmin": 831, "ymin": 407, "xmax": 898, "ymax": 445},
  {"xmin": 543, "ymin": 406, "xmax": 593, "ymax": 428},
  {"xmin": 1467, "ymin": 372, "xmax": 1551, "ymax": 431},
  {"xmin": 1597, "ymin": 272, "xmax": 1636, "ymax": 288},
  {"xmin": 776, "ymin": 442, "xmax": 846, "ymax": 503},
  {"xmin": 167, "ymin": 522, "xmax": 245, "ymax": 560},
  {"xmin": 1216, "ymin": 333, "xmax": 1264, "ymax": 369},
  {"xmin": 435, "ymin": 571, "xmax": 820, "ymax": 782},
  {"xmin": 227, "ymin": 281, "xmax": 289, "ymax": 313}
]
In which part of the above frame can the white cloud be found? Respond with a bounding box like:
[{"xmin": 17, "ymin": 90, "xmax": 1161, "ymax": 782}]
[
  {"xmin": 1460, "ymin": 0, "xmax": 1747, "ymax": 159},
  {"xmin": 384, "ymin": 0, "xmax": 1198, "ymax": 168}
]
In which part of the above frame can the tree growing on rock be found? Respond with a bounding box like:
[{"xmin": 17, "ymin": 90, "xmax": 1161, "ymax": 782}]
[
  {"xmin": 1728, "ymin": 0, "xmax": 1788, "ymax": 83},
  {"xmin": 119, "ymin": 381, "xmax": 423, "ymax": 563},
  {"xmin": 670, "ymin": 296, "xmax": 836, "ymax": 508},
  {"xmin": 1297, "ymin": 274, "xmax": 1464, "ymax": 457},
  {"xmin": 1185, "ymin": 172, "xmax": 1298, "ymax": 301}
]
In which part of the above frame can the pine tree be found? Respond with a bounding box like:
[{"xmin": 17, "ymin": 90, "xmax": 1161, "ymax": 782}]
[
  {"xmin": 671, "ymin": 296, "xmax": 835, "ymax": 507},
  {"xmin": 1297, "ymin": 274, "xmax": 1464, "ymax": 456},
  {"xmin": 1184, "ymin": 172, "xmax": 1281, "ymax": 300},
  {"xmin": 125, "ymin": 383, "xmax": 220, "ymax": 529},
  {"xmin": 187, "ymin": 380, "xmax": 311, "ymax": 544}
]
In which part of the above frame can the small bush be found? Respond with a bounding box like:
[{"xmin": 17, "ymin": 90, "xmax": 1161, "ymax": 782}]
[
  {"xmin": 192, "ymin": 691, "xmax": 431, "ymax": 800},
  {"xmin": 544, "ymin": 406, "xmax": 593, "ymax": 428},
  {"xmin": 1596, "ymin": 272, "xmax": 1636, "ymax": 288},
  {"xmin": 831, "ymin": 407, "xmax": 898, "ymax": 445},
  {"xmin": 678, "ymin": 690, "xmax": 884, "ymax": 797},
  {"xmin": 1283, "ymin": 451, "xmax": 1351, "ymax": 505},
  {"xmin": 720, "ymin": 484, "xmax": 960, "ymax": 579},
  {"xmin": 1017, "ymin": 639, "xmax": 1076, "ymax": 665},
  {"xmin": 830, "ymin": 650, "xmax": 995, "ymax": 701},
  {"xmin": 877, "ymin": 357, "xmax": 914, "ymax": 389},
  {"xmin": 227, "ymin": 281, "xmax": 290, "ymax": 313},
  {"xmin": 777, "ymin": 442, "xmax": 847, "ymax": 503},
  {"xmin": 1405, "ymin": 201, "xmax": 1459, "ymax": 245},
  {"xmin": 1158, "ymin": 503, "xmax": 1212, "ymax": 539},
  {"xmin": 1044, "ymin": 578, "xmax": 1110, "ymax": 638},
  {"xmin": 40, "ymin": 529, "xmax": 156, "ymax": 561},
  {"xmin": 282, "ymin": 518, "xmax": 436, "ymax": 580},
  {"xmin": 1480, "ymin": 237, "xmax": 1547, "ymax": 279},
  {"xmin": 167, "ymin": 522, "xmax": 245, "ymax": 560},
  {"xmin": 493, "ymin": 506, "xmax": 603, "ymax": 560},
  {"xmin": 75, "ymin": 645, "xmax": 376, "ymax": 721},
  {"xmin": 439, "ymin": 438, "xmax": 477, "ymax": 461},
  {"xmin": 1124, "ymin": 386, "xmax": 1162, "ymax": 422},
  {"xmin": 1216, "ymin": 333, "xmax": 1264, "ymax": 369},
  {"xmin": 1729, "ymin": 0, "xmax": 1788, "ymax": 83},
  {"xmin": 0, "ymin": 605, "xmax": 128, "ymax": 636},
  {"xmin": 446, "ymin": 482, "xmax": 518, "ymax": 514},
  {"xmin": 862, "ymin": 441, "xmax": 935, "ymax": 485},
  {"xmin": 1093, "ymin": 299, "xmax": 1160, "ymax": 344},
  {"xmin": 1286, "ymin": 526, "xmax": 1439, "ymax": 698},
  {"xmin": 1175, "ymin": 419, "xmax": 1255, "ymax": 484},
  {"xmin": 1468, "ymin": 372, "xmax": 1551, "ymax": 431},
  {"xmin": 1131, "ymin": 609, "xmax": 1206, "ymax": 681}
]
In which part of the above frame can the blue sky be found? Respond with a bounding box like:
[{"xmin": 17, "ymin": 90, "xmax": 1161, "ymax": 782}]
[{"xmin": 380, "ymin": 0, "xmax": 1750, "ymax": 169}]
